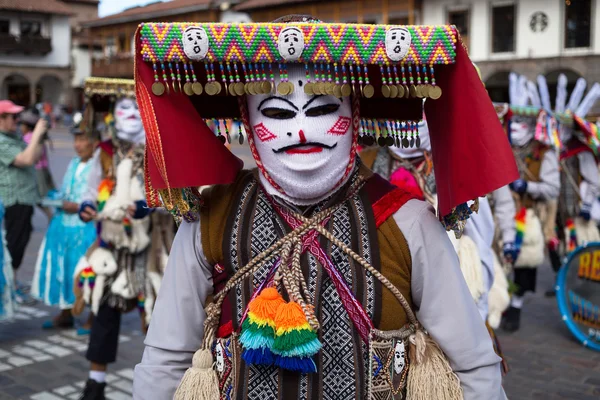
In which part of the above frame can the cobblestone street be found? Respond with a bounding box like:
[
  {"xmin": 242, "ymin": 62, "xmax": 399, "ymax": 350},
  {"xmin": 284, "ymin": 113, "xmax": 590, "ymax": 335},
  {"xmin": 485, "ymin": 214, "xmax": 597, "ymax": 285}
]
[{"xmin": 0, "ymin": 127, "xmax": 599, "ymax": 399}]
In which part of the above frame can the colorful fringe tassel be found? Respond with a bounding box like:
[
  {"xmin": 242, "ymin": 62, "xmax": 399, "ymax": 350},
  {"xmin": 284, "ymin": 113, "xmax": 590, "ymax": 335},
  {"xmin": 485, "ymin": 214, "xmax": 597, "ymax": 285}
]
[
  {"xmin": 272, "ymin": 302, "xmax": 321, "ymax": 373},
  {"xmin": 515, "ymin": 207, "xmax": 526, "ymax": 251},
  {"xmin": 78, "ymin": 266, "xmax": 96, "ymax": 288},
  {"xmin": 123, "ymin": 217, "xmax": 132, "ymax": 237},
  {"xmin": 566, "ymin": 218, "xmax": 577, "ymax": 253},
  {"xmin": 137, "ymin": 293, "xmax": 145, "ymax": 312},
  {"xmin": 97, "ymin": 178, "xmax": 115, "ymax": 212},
  {"xmin": 240, "ymin": 288, "xmax": 285, "ymax": 366},
  {"xmin": 240, "ymin": 288, "xmax": 322, "ymax": 373}
]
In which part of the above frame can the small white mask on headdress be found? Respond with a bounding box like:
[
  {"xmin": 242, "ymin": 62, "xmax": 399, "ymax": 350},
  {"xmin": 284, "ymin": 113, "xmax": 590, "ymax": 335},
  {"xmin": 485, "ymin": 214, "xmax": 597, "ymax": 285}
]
[
  {"xmin": 277, "ymin": 27, "xmax": 304, "ymax": 62},
  {"xmin": 247, "ymin": 65, "xmax": 354, "ymax": 205},
  {"xmin": 182, "ymin": 26, "xmax": 209, "ymax": 61},
  {"xmin": 385, "ymin": 27, "xmax": 411, "ymax": 62},
  {"xmin": 393, "ymin": 341, "xmax": 406, "ymax": 375},
  {"xmin": 215, "ymin": 342, "xmax": 224, "ymax": 372},
  {"xmin": 114, "ymin": 98, "xmax": 145, "ymax": 144}
]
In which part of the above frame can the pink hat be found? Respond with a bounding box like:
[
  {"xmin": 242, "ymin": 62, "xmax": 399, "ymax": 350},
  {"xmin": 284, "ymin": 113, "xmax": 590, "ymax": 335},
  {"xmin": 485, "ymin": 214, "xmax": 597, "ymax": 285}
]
[{"xmin": 0, "ymin": 100, "xmax": 24, "ymax": 115}]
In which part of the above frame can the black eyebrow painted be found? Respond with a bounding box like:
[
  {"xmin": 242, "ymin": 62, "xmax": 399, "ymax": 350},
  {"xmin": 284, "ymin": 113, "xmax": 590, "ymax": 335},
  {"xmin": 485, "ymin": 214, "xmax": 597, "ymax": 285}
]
[
  {"xmin": 302, "ymin": 95, "xmax": 343, "ymax": 110},
  {"xmin": 258, "ymin": 96, "xmax": 299, "ymax": 111}
]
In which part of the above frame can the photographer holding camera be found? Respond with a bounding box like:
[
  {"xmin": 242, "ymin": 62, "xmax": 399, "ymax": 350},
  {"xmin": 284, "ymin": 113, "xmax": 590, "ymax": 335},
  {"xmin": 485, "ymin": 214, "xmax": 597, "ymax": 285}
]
[{"xmin": 0, "ymin": 100, "xmax": 48, "ymax": 304}]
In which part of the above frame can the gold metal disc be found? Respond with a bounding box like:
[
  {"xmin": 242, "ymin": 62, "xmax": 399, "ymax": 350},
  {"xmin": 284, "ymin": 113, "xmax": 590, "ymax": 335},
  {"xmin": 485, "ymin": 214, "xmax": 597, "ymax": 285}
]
[
  {"xmin": 390, "ymin": 85, "xmax": 399, "ymax": 98},
  {"xmin": 304, "ymin": 82, "xmax": 314, "ymax": 95},
  {"xmin": 228, "ymin": 82, "xmax": 237, "ymax": 96},
  {"xmin": 420, "ymin": 84, "xmax": 430, "ymax": 98},
  {"xmin": 325, "ymin": 82, "xmax": 334, "ymax": 96},
  {"xmin": 214, "ymin": 81, "xmax": 222, "ymax": 95},
  {"xmin": 248, "ymin": 82, "xmax": 257, "ymax": 96},
  {"xmin": 152, "ymin": 82, "xmax": 165, "ymax": 96},
  {"xmin": 363, "ymin": 84, "xmax": 375, "ymax": 98},
  {"xmin": 234, "ymin": 82, "xmax": 245, "ymax": 96},
  {"xmin": 409, "ymin": 84, "xmax": 417, "ymax": 98},
  {"xmin": 381, "ymin": 85, "xmax": 391, "ymax": 98},
  {"xmin": 244, "ymin": 82, "xmax": 251, "ymax": 95},
  {"xmin": 333, "ymin": 84, "xmax": 343, "ymax": 98},
  {"xmin": 403, "ymin": 85, "xmax": 410, "ymax": 99},
  {"xmin": 183, "ymin": 82, "xmax": 194, "ymax": 96},
  {"xmin": 277, "ymin": 82, "xmax": 289, "ymax": 95},
  {"xmin": 397, "ymin": 84, "xmax": 405, "ymax": 98},
  {"xmin": 192, "ymin": 82, "xmax": 203, "ymax": 95},
  {"xmin": 429, "ymin": 85, "xmax": 442, "ymax": 100},
  {"xmin": 205, "ymin": 82, "xmax": 217, "ymax": 96},
  {"xmin": 261, "ymin": 81, "xmax": 272, "ymax": 94},
  {"xmin": 313, "ymin": 82, "xmax": 323, "ymax": 95},
  {"xmin": 415, "ymin": 85, "xmax": 423, "ymax": 99},
  {"xmin": 341, "ymin": 83, "xmax": 352, "ymax": 97}
]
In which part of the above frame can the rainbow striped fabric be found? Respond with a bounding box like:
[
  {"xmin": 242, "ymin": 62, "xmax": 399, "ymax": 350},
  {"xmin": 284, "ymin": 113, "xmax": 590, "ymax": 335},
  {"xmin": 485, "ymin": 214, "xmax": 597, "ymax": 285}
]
[{"xmin": 514, "ymin": 207, "xmax": 526, "ymax": 251}]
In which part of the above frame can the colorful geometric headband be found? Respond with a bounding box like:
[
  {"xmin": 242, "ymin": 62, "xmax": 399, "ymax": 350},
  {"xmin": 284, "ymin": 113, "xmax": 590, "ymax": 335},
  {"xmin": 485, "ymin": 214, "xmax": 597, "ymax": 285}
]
[
  {"xmin": 139, "ymin": 22, "xmax": 456, "ymax": 101},
  {"xmin": 84, "ymin": 77, "xmax": 136, "ymax": 99}
]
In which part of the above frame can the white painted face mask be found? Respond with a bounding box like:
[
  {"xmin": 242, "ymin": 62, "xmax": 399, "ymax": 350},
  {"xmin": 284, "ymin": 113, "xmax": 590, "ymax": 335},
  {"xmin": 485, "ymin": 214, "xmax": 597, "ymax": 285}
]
[
  {"xmin": 114, "ymin": 98, "xmax": 145, "ymax": 144},
  {"xmin": 510, "ymin": 117, "xmax": 534, "ymax": 147},
  {"xmin": 246, "ymin": 65, "xmax": 355, "ymax": 205}
]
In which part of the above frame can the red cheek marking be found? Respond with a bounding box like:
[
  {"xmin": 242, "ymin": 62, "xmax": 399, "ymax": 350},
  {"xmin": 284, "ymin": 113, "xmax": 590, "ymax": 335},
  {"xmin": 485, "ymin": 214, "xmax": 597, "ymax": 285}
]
[
  {"xmin": 116, "ymin": 111, "xmax": 125, "ymax": 117},
  {"xmin": 327, "ymin": 116, "xmax": 351, "ymax": 136},
  {"xmin": 299, "ymin": 130, "xmax": 307, "ymax": 143},
  {"xmin": 253, "ymin": 123, "xmax": 277, "ymax": 142}
]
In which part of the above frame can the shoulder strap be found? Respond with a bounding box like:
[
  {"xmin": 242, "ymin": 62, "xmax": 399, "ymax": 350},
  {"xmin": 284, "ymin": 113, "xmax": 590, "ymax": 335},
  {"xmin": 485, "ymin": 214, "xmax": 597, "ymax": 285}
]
[{"xmin": 364, "ymin": 171, "xmax": 418, "ymax": 227}]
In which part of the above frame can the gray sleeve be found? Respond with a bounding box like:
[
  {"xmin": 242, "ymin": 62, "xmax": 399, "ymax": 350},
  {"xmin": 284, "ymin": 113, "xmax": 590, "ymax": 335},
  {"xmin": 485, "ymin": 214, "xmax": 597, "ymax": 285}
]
[
  {"xmin": 82, "ymin": 149, "xmax": 103, "ymax": 206},
  {"xmin": 578, "ymin": 151, "xmax": 599, "ymax": 205},
  {"xmin": 527, "ymin": 149, "xmax": 560, "ymax": 200},
  {"xmin": 133, "ymin": 220, "xmax": 213, "ymax": 400},
  {"xmin": 394, "ymin": 200, "xmax": 504, "ymax": 400},
  {"xmin": 492, "ymin": 186, "xmax": 517, "ymax": 244}
]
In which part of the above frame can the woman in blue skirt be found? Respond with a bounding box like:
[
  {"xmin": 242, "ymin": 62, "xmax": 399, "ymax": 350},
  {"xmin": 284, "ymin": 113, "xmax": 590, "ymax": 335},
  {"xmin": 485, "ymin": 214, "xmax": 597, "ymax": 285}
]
[{"xmin": 32, "ymin": 119, "xmax": 98, "ymax": 329}]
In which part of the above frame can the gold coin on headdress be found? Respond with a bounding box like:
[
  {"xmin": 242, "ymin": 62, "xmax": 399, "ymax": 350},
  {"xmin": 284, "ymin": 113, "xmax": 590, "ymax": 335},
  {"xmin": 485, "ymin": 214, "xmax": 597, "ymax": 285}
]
[
  {"xmin": 244, "ymin": 82, "xmax": 251, "ymax": 95},
  {"xmin": 325, "ymin": 82, "xmax": 334, "ymax": 96},
  {"xmin": 397, "ymin": 84, "xmax": 405, "ymax": 98},
  {"xmin": 333, "ymin": 84, "xmax": 343, "ymax": 98},
  {"xmin": 214, "ymin": 81, "xmax": 222, "ymax": 95},
  {"xmin": 192, "ymin": 82, "xmax": 203, "ymax": 95},
  {"xmin": 262, "ymin": 81, "xmax": 272, "ymax": 94},
  {"xmin": 234, "ymin": 82, "xmax": 245, "ymax": 96},
  {"xmin": 429, "ymin": 85, "xmax": 442, "ymax": 100},
  {"xmin": 249, "ymin": 82, "xmax": 258, "ymax": 95},
  {"xmin": 409, "ymin": 84, "xmax": 417, "ymax": 98},
  {"xmin": 152, "ymin": 82, "xmax": 165, "ymax": 96},
  {"xmin": 390, "ymin": 85, "xmax": 399, "ymax": 98},
  {"xmin": 420, "ymin": 84, "xmax": 430, "ymax": 98},
  {"xmin": 205, "ymin": 82, "xmax": 217, "ymax": 96},
  {"xmin": 287, "ymin": 81, "xmax": 295, "ymax": 94},
  {"xmin": 304, "ymin": 82, "xmax": 314, "ymax": 95},
  {"xmin": 341, "ymin": 83, "xmax": 352, "ymax": 97},
  {"xmin": 183, "ymin": 82, "xmax": 194, "ymax": 96},
  {"xmin": 363, "ymin": 84, "xmax": 375, "ymax": 98},
  {"xmin": 277, "ymin": 82, "xmax": 290, "ymax": 95},
  {"xmin": 381, "ymin": 85, "xmax": 391, "ymax": 98},
  {"xmin": 415, "ymin": 85, "xmax": 423, "ymax": 98},
  {"xmin": 228, "ymin": 82, "xmax": 237, "ymax": 96},
  {"xmin": 403, "ymin": 85, "xmax": 410, "ymax": 99},
  {"xmin": 312, "ymin": 82, "xmax": 322, "ymax": 95}
]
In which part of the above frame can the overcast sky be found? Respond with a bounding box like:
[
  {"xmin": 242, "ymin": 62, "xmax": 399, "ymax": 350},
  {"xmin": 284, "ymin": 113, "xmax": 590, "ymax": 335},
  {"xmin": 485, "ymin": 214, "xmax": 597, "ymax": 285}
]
[{"xmin": 99, "ymin": 0, "xmax": 173, "ymax": 17}]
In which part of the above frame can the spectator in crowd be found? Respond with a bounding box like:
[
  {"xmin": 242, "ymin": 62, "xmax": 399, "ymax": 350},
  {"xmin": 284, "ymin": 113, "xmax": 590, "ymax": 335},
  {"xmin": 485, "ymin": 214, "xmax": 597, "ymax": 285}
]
[
  {"xmin": 0, "ymin": 100, "xmax": 48, "ymax": 304},
  {"xmin": 20, "ymin": 109, "xmax": 56, "ymax": 220},
  {"xmin": 32, "ymin": 114, "xmax": 98, "ymax": 331}
]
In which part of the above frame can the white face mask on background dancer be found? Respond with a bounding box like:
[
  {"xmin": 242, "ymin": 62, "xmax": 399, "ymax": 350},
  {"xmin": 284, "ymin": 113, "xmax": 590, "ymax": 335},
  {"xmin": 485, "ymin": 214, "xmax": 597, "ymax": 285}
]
[
  {"xmin": 114, "ymin": 98, "xmax": 145, "ymax": 144},
  {"xmin": 510, "ymin": 117, "xmax": 534, "ymax": 147},
  {"xmin": 247, "ymin": 65, "xmax": 354, "ymax": 205}
]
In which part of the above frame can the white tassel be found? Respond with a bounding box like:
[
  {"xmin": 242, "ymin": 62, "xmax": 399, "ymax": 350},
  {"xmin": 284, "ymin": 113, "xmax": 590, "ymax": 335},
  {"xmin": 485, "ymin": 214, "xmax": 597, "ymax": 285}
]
[
  {"xmin": 456, "ymin": 235, "xmax": 485, "ymax": 302},
  {"xmin": 488, "ymin": 253, "xmax": 510, "ymax": 329},
  {"xmin": 515, "ymin": 210, "xmax": 545, "ymax": 268},
  {"xmin": 174, "ymin": 349, "xmax": 220, "ymax": 400}
]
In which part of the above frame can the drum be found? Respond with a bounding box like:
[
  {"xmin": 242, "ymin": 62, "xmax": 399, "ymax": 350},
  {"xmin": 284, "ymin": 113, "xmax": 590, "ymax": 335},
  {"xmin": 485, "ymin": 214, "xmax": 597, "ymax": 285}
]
[{"xmin": 556, "ymin": 243, "xmax": 600, "ymax": 351}]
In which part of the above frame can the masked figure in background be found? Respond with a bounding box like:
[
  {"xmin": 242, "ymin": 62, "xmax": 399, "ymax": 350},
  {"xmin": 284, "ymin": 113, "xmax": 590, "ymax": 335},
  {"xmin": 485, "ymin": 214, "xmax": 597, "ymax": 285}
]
[
  {"xmin": 74, "ymin": 78, "xmax": 174, "ymax": 400},
  {"xmin": 500, "ymin": 74, "xmax": 561, "ymax": 332},
  {"xmin": 556, "ymin": 76, "xmax": 600, "ymax": 286},
  {"xmin": 361, "ymin": 117, "xmax": 510, "ymax": 372},
  {"xmin": 132, "ymin": 16, "xmax": 518, "ymax": 400}
]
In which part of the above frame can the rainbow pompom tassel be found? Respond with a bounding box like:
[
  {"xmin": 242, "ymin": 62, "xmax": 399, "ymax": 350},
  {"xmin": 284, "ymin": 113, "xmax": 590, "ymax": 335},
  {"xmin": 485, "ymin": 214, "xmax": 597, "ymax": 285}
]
[
  {"xmin": 240, "ymin": 288, "xmax": 285, "ymax": 366},
  {"xmin": 272, "ymin": 301, "xmax": 321, "ymax": 373},
  {"xmin": 515, "ymin": 207, "xmax": 526, "ymax": 251},
  {"xmin": 137, "ymin": 293, "xmax": 145, "ymax": 312},
  {"xmin": 78, "ymin": 266, "xmax": 96, "ymax": 288},
  {"xmin": 566, "ymin": 218, "xmax": 577, "ymax": 253},
  {"xmin": 123, "ymin": 217, "xmax": 132, "ymax": 237},
  {"xmin": 97, "ymin": 178, "xmax": 115, "ymax": 212}
]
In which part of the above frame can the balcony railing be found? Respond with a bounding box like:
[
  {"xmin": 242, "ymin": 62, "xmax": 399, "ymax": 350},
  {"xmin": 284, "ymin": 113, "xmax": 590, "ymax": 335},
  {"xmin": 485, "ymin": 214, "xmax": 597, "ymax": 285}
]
[
  {"xmin": 0, "ymin": 34, "xmax": 52, "ymax": 54},
  {"xmin": 91, "ymin": 55, "xmax": 134, "ymax": 78}
]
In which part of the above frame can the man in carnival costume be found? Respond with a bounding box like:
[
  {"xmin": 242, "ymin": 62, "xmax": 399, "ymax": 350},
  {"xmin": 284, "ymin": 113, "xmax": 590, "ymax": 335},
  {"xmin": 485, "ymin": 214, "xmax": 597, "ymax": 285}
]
[
  {"xmin": 133, "ymin": 16, "xmax": 517, "ymax": 400},
  {"xmin": 74, "ymin": 78, "xmax": 173, "ymax": 399},
  {"xmin": 498, "ymin": 73, "xmax": 561, "ymax": 332},
  {"xmin": 555, "ymin": 76, "xmax": 600, "ymax": 279}
]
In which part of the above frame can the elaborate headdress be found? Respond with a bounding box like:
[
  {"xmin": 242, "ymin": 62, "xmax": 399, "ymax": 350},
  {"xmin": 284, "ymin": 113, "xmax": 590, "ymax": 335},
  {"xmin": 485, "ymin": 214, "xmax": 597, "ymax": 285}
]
[
  {"xmin": 81, "ymin": 77, "xmax": 136, "ymax": 141},
  {"xmin": 134, "ymin": 19, "xmax": 517, "ymax": 230}
]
